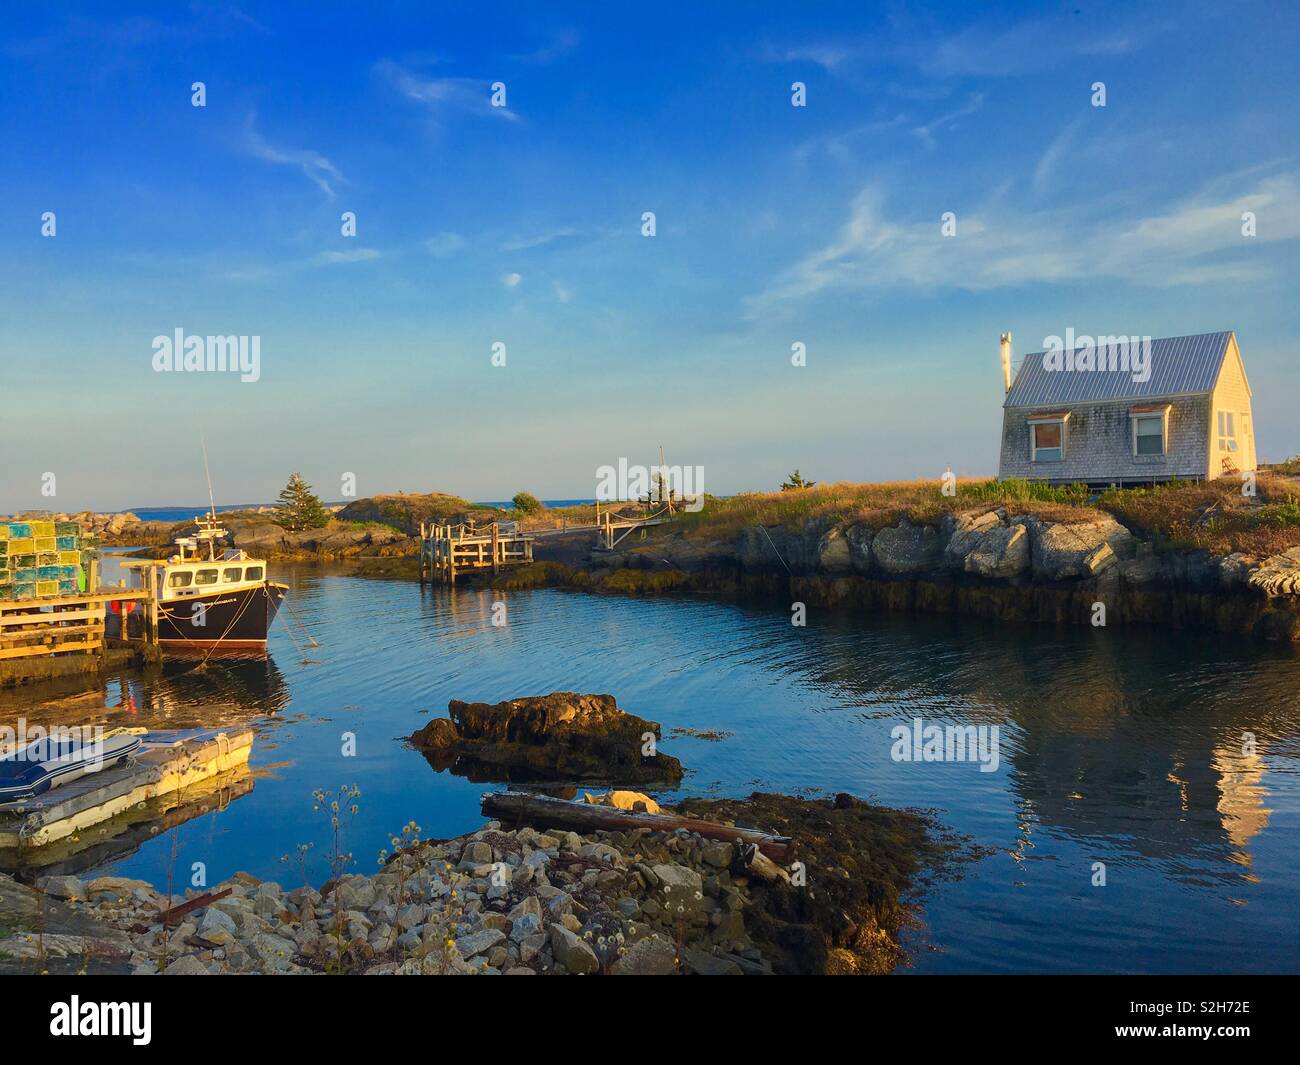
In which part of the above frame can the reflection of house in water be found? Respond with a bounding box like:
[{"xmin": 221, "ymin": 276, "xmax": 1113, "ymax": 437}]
[
  {"xmin": 1208, "ymin": 745, "xmax": 1270, "ymax": 853},
  {"xmin": 968, "ymin": 636, "xmax": 1285, "ymax": 883},
  {"xmin": 801, "ymin": 611, "xmax": 1294, "ymax": 885}
]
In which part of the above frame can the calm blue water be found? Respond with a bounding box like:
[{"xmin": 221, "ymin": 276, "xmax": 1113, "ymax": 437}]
[{"xmin": 8, "ymin": 564, "xmax": 1300, "ymax": 973}]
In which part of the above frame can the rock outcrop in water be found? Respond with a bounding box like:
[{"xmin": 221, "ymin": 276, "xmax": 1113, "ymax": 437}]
[{"xmin": 409, "ymin": 692, "xmax": 684, "ymax": 786}]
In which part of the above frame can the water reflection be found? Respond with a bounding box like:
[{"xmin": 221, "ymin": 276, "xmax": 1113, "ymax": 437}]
[{"xmin": 1, "ymin": 767, "xmax": 254, "ymax": 880}]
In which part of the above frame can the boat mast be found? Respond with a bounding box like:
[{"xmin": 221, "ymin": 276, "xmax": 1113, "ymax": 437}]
[{"xmin": 200, "ymin": 432, "xmax": 218, "ymax": 561}]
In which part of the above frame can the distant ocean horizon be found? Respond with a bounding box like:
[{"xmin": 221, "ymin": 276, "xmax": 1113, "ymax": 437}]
[{"xmin": 122, "ymin": 499, "xmax": 598, "ymax": 523}]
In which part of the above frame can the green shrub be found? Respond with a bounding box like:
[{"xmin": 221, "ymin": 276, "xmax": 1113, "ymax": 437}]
[{"xmin": 512, "ymin": 491, "xmax": 543, "ymax": 515}]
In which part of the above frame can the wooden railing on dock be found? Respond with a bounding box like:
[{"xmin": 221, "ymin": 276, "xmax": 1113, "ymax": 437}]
[
  {"xmin": 419, "ymin": 521, "xmax": 535, "ymax": 585},
  {"xmin": 0, "ymin": 590, "xmax": 156, "ymax": 662}
]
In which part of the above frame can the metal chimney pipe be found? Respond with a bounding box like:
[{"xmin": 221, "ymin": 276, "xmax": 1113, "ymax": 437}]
[{"xmin": 1000, "ymin": 332, "xmax": 1013, "ymax": 393}]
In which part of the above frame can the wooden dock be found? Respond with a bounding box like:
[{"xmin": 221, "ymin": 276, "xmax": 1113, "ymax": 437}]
[
  {"xmin": 418, "ymin": 503, "xmax": 679, "ymax": 584},
  {"xmin": 591, "ymin": 505, "xmax": 673, "ymax": 551},
  {"xmin": 419, "ymin": 521, "xmax": 535, "ymax": 585},
  {"xmin": 0, "ymin": 590, "xmax": 156, "ymax": 663}
]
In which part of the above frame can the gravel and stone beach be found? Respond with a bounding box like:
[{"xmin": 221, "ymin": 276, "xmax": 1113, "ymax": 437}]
[{"xmin": 3, "ymin": 787, "xmax": 944, "ymax": 976}]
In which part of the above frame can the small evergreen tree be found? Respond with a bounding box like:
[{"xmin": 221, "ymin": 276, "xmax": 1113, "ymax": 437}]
[
  {"xmin": 781, "ymin": 469, "xmax": 816, "ymax": 491},
  {"xmin": 276, "ymin": 472, "xmax": 331, "ymax": 531},
  {"xmin": 512, "ymin": 491, "xmax": 543, "ymax": 515}
]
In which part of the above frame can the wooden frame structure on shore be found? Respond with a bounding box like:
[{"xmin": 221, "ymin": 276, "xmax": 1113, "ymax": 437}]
[
  {"xmin": 0, "ymin": 589, "xmax": 157, "ymax": 662},
  {"xmin": 419, "ymin": 521, "xmax": 535, "ymax": 585}
]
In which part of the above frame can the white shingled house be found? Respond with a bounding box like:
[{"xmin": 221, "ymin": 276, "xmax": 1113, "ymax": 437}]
[{"xmin": 997, "ymin": 331, "xmax": 1257, "ymax": 486}]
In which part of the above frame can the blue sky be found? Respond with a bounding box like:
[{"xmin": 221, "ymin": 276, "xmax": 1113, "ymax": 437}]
[{"xmin": 1, "ymin": 1, "xmax": 1297, "ymax": 510}]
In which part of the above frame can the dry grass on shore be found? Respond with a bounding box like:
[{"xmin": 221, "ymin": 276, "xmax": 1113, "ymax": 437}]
[
  {"xmin": 670, "ymin": 474, "xmax": 1300, "ymax": 557},
  {"xmin": 673, "ymin": 479, "xmax": 1107, "ymax": 541},
  {"xmin": 1100, "ymin": 473, "xmax": 1300, "ymax": 556}
]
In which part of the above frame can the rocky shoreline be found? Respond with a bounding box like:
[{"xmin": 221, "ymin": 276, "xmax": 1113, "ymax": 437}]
[
  {"xmin": 445, "ymin": 509, "xmax": 1300, "ymax": 642},
  {"xmin": 2, "ymin": 790, "xmax": 944, "ymax": 976}
]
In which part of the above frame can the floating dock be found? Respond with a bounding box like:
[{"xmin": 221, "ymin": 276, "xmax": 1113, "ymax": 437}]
[{"xmin": 0, "ymin": 728, "xmax": 254, "ymax": 852}]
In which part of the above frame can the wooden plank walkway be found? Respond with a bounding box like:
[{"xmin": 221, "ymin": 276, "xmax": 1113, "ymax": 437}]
[
  {"xmin": 418, "ymin": 505, "xmax": 675, "ymax": 583},
  {"xmin": 0, "ymin": 590, "xmax": 154, "ymax": 662},
  {"xmin": 418, "ymin": 522, "xmax": 535, "ymax": 585}
]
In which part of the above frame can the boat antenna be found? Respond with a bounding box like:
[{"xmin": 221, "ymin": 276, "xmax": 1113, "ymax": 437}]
[
  {"xmin": 200, "ymin": 431, "xmax": 218, "ymax": 560},
  {"xmin": 200, "ymin": 432, "xmax": 217, "ymax": 522}
]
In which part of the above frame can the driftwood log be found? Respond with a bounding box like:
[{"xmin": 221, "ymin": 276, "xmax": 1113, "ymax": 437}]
[{"xmin": 481, "ymin": 791, "xmax": 795, "ymax": 864}]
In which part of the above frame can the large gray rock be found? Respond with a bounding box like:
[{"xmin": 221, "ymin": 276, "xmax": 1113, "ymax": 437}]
[
  {"xmin": 162, "ymin": 955, "xmax": 210, "ymax": 976},
  {"xmin": 1217, "ymin": 552, "xmax": 1256, "ymax": 589},
  {"xmin": 816, "ymin": 528, "xmax": 853, "ymax": 575},
  {"xmin": 610, "ymin": 934, "xmax": 678, "ymax": 975},
  {"xmin": 549, "ymin": 925, "xmax": 600, "ymax": 974},
  {"xmin": 845, "ymin": 525, "xmax": 874, "ymax": 573},
  {"xmin": 227, "ymin": 521, "xmax": 288, "ymax": 553},
  {"xmin": 1118, "ymin": 548, "xmax": 1170, "ymax": 586},
  {"xmin": 944, "ymin": 511, "xmax": 1001, "ymax": 568},
  {"xmin": 456, "ymin": 928, "xmax": 506, "ymax": 958},
  {"xmin": 737, "ymin": 525, "xmax": 817, "ymax": 574},
  {"xmin": 36, "ymin": 875, "xmax": 85, "ymax": 901},
  {"xmin": 198, "ymin": 906, "xmax": 238, "ymax": 940},
  {"xmin": 1024, "ymin": 516, "xmax": 1135, "ymax": 581},
  {"xmin": 964, "ymin": 524, "xmax": 1029, "ymax": 578},
  {"xmin": 249, "ymin": 932, "xmax": 298, "ymax": 971},
  {"xmin": 871, "ymin": 523, "xmax": 944, "ymax": 575},
  {"xmin": 1250, "ymin": 548, "xmax": 1300, "ymax": 597}
]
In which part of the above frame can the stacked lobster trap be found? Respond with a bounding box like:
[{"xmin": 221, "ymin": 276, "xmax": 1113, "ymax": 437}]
[{"xmin": 0, "ymin": 519, "xmax": 95, "ymax": 601}]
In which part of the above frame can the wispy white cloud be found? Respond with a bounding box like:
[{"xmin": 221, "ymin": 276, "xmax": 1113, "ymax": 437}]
[
  {"xmin": 315, "ymin": 247, "xmax": 381, "ymax": 265},
  {"xmin": 766, "ymin": 39, "xmax": 862, "ymax": 73},
  {"xmin": 424, "ymin": 232, "xmax": 465, "ymax": 257},
  {"xmin": 768, "ymin": 12, "xmax": 1154, "ymax": 82},
  {"xmin": 792, "ymin": 113, "xmax": 910, "ymax": 166},
  {"xmin": 502, "ymin": 272, "xmax": 522, "ymax": 288},
  {"xmin": 376, "ymin": 59, "xmax": 519, "ymax": 123},
  {"xmin": 507, "ymin": 29, "xmax": 579, "ymax": 64},
  {"xmin": 1032, "ymin": 118, "xmax": 1082, "ymax": 196},
  {"xmin": 242, "ymin": 112, "xmax": 343, "ymax": 197},
  {"xmin": 4, "ymin": 7, "xmax": 267, "ymax": 60},
  {"xmin": 912, "ymin": 93, "xmax": 984, "ymax": 148},
  {"xmin": 750, "ymin": 172, "xmax": 1300, "ymax": 311},
  {"xmin": 502, "ymin": 228, "xmax": 579, "ymax": 252}
]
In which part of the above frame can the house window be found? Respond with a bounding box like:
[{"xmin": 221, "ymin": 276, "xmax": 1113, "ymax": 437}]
[
  {"xmin": 1031, "ymin": 421, "xmax": 1064, "ymax": 462},
  {"xmin": 1217, "ymin": 411, "xmax": 1238, "ymax": 451},
  {"xmin": 1133, "ymin": 414, "xmax": 1165, "ymax": 456}
]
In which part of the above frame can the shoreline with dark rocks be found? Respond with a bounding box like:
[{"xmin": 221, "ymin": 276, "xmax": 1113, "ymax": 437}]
[{"xmin": 376, "ymin": 507, "xmax": 1300, "ymax": 642}]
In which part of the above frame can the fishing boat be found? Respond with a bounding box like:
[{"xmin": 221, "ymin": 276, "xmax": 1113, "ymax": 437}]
[{"xmin": 120, "ymin": 515, "xmax": 287, "ymax": 653}]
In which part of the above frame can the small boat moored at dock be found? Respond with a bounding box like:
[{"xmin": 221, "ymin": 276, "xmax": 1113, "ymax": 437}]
[
  {"xmin": 0, "ymin": 727, "xmax": 255, "ymax": 854},
  {"xmin": 0, "ymin": 731, "xmax": 141, "ymax": 804},
  {"xmin": 121, "ymin": 516, "xmax": 286, "ymax": 654}
]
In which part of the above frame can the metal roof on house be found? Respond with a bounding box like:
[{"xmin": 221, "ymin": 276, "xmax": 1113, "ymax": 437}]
[{"xmin": 1003, "ymin": 331, "xmax": 1233, "ymax": 408}]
